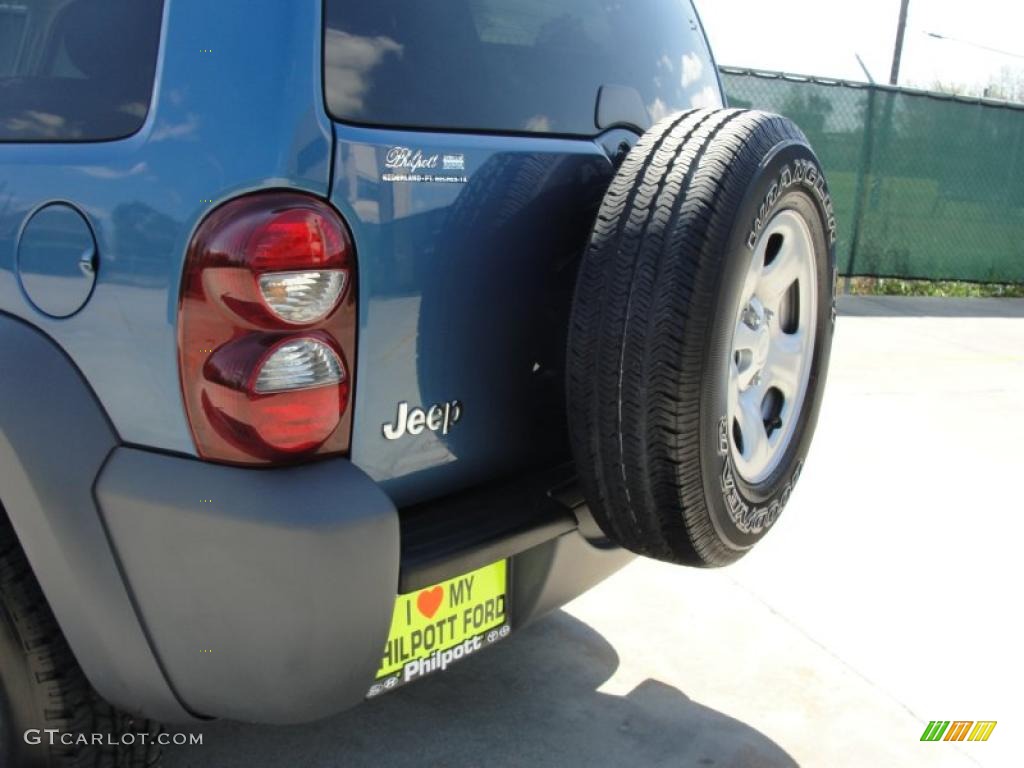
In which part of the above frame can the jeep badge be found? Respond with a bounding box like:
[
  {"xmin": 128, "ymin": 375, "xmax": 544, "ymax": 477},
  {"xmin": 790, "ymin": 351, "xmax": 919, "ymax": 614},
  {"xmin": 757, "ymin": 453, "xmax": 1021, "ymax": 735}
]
[{"xmin": 383, "ymin": 400, "xmax": 463, "ymax": 440}]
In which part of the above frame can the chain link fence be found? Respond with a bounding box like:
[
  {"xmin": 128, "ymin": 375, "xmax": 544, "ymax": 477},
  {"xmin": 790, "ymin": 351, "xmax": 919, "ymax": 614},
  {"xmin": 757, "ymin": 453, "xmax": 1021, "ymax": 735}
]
[{"xmin": 721, "ymin": 67, "xmax": 1024, "ymax": 284}]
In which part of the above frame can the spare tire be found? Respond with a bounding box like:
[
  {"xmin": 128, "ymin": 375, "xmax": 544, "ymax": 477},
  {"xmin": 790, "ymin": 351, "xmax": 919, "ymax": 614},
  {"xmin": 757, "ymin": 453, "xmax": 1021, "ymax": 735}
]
[{"xmin": 567, "ymin": 108, "xmax": 837, "ymax": 567}]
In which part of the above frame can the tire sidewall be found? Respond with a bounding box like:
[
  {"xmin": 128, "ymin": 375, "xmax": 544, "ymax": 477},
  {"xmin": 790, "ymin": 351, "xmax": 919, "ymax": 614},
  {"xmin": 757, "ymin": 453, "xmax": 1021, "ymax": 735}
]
[
  {"xmin": 701, "ymin": 140, "xmax": 837, "ymax": 551},
  {"xmin": 0, "ymin": 603, "xmax": 47, "ymax": 766}
]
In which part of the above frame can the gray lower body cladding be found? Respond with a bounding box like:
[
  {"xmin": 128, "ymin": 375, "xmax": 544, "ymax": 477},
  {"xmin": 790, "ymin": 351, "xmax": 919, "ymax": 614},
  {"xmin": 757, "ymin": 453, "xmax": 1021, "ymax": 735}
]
[{"xmin": 0, "ymin": 312, "xmax": 630, "ymax": 723}]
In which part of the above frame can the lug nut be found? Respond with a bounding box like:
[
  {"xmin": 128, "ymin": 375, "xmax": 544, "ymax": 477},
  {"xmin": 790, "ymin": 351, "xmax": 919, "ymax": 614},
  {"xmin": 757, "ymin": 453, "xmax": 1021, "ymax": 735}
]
[{"xmin": 743, "ymin": 306, "xmax": 761, "ymax": 329}]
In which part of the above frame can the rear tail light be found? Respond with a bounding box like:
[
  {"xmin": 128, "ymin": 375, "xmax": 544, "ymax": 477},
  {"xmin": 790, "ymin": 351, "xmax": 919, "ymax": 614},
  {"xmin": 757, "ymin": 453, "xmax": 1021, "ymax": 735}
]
[
  {"xmin": 257, "ymin": 270, "xmax": 347, "ymax": 324},
  {"xmin": 252, "ymin": 337, "xmax": 345, "ymax": 394},
  {"xmin": 178, "ymin": 192, "xmax": 356, "ymax": 465}
]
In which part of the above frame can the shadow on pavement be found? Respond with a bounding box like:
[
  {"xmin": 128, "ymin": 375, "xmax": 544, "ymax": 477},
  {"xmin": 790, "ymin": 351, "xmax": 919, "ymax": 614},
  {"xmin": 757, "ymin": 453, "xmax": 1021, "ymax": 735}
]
[
  {"xmin": 838, "ymin": 294, "xmax": 1024, "ymax": 318},
  {"xmin": 163, "ymin": 610, "xmax": 797, "ymax": 768}
]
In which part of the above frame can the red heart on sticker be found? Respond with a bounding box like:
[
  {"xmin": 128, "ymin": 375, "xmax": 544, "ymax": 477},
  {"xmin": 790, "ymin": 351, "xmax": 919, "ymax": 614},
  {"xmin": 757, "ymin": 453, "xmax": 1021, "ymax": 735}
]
[{"xmin": 417, "ymin": 586, "xmax": 444, "ymax": 619}]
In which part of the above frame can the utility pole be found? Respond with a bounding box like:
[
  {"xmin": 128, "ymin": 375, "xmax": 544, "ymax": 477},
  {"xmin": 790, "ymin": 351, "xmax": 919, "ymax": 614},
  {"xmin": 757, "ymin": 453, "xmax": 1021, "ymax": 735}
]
[{"xmin": 889, "ymin": 0, "xmax": 910, "ymax": 85}]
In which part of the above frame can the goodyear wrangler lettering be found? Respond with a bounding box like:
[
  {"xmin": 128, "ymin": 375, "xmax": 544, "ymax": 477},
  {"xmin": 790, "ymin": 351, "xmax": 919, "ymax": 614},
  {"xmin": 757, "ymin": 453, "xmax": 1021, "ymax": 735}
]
[
  {"xmin": 747, "ymin": 159, "xmax": 837, "ymax": 250},
  {"xmin": 721, "ymin": 458, "xmax": 803, "ymax": 534}
]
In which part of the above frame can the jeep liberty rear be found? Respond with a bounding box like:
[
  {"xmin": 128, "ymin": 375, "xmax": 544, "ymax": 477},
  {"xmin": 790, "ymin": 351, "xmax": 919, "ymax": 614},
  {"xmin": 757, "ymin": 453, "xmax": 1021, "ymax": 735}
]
[{"xmin": 1, "ymin": 2, "xmax": 835, "ymax": 766}]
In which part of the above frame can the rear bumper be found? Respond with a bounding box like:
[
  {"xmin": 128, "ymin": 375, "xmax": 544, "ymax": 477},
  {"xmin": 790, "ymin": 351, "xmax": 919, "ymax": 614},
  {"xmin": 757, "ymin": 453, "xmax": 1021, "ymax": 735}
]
[
  {"xmin": 1, "ymin": 313, "xmax": 630, "ymax": 725},
  {"xmin": 95, "ymin": 449, "xmax": 400, "ymax": 724},
  {"xmin": 96, "ymin": 450, "xmax": 631, "ymax": 723}
]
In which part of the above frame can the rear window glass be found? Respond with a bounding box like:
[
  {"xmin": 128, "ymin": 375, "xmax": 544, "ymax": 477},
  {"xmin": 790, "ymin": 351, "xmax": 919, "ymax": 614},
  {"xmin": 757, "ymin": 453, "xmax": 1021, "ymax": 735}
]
[
  {"xmin": 0, "ymin": 0, "xmax": 163, "ymax": 142},
  {"xmin": 323, "ymin": 0, "xmax": 721, "ymax": 136}
]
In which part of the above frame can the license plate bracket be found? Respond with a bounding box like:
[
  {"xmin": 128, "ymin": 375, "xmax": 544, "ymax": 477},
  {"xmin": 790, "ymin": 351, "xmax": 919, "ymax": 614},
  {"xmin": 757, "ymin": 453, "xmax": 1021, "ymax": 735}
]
[{"xmin": 367, "ymin": 560, "xmax": 510, "ymax": 698}]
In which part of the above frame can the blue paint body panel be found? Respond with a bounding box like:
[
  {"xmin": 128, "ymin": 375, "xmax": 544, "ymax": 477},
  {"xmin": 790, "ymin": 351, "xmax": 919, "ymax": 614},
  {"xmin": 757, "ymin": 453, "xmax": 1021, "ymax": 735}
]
[
  {"xmin": 0, "ymin": 0, "xmax": 332, "ymax": 453},
  {"xmin": 0, "ymin": 0, "xmax": 721, "ymax": 504},
  {"xmin": 331, "ymin": 127, "xmax": 614, "ymax": 504},
  {"xmin": 16, "ymin": 203, "xmax": 97, "ymax": 318}
]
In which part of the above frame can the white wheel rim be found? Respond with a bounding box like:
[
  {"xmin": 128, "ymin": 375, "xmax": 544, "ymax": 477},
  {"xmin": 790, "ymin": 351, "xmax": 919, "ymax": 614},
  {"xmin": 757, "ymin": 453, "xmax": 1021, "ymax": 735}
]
[{"xmin": 727, "ymin": 210, "xmax": 817, "ymax": 484}]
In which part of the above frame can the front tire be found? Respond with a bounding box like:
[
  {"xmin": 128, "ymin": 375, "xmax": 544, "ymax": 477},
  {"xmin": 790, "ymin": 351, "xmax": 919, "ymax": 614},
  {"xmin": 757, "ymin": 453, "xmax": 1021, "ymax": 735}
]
[{"xmin": 567, "ymin": 109, "xmax": 836, "ymax": 566}]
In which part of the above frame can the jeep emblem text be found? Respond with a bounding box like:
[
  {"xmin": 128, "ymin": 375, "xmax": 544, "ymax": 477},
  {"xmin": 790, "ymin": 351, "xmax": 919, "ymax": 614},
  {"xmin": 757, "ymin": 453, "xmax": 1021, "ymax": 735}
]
[{"xmin": 383, "ymin": 400, "xmax": 463, "ymax": 440}]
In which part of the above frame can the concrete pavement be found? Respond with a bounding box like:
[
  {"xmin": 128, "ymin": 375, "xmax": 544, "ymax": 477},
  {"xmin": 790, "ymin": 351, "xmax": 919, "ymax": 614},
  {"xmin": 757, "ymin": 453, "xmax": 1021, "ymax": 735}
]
[{"xmin": 163, "ymin": 297, "xmax": 1023, "ymax": 768}]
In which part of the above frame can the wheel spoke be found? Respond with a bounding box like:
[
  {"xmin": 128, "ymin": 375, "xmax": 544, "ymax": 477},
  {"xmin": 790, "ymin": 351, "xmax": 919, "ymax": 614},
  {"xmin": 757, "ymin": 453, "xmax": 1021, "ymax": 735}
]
[
  {"xmin": 740, "ymin": 252, "xmax": 762, "ymax": 305},
  {"xmin": 759, "ymin": 226, "xmax": 806, "ymax": 307},
  {"xmin": 727, "ymin": 360, "xmax": 739, "ymax": 421},
  {"xmin": 736, "ymin": 388, "xmax": 769, "ymax": 467},
  {"xmin": 732, "ymin": 319, "xmax": 761, "ymax": 355},
  {"xmin": 765, "ymin": 332, "xmax": 804, "ymax": 397}
]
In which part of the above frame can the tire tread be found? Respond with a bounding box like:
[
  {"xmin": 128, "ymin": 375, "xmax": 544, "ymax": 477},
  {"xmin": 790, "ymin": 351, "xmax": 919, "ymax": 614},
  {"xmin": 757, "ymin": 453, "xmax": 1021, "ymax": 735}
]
[
  {"xmin": 568, "ymin": 109, "xmax": 815, "ymax": 566},
  {"xmin": 0, "ymin": 515, "xmax": 162, "ymax": 767}
]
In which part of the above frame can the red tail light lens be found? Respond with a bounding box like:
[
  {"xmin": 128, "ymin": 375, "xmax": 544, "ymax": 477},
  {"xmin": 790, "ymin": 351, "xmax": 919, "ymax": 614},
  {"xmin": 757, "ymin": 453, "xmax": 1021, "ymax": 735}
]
[{"xmin": 179, "ymin": 192, "xmax": 356, "ymax": 465}]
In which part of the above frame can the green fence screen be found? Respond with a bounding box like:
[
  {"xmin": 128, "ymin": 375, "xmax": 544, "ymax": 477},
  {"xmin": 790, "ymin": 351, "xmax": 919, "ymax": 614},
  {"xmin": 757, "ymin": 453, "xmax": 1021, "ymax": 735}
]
[{"xmin": 721, "ymin": 67, "xmax": 1024, "ymax": 284}]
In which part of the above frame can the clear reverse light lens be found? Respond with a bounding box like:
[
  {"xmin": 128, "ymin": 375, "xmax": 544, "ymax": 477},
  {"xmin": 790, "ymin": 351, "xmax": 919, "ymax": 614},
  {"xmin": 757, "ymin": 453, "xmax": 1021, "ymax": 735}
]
[
  {"xmin": 258, "ymin": 270, "xmax": 347, "ymax": 324},
  {"xmin": 254, "ymin": 339, "xmax": 345, "ymax": 394}
]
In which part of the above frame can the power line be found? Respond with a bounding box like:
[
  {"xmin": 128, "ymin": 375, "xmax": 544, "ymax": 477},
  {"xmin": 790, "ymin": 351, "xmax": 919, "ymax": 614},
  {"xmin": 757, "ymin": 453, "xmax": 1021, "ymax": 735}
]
[{"xmin": 925, "ymin": 31, "xmax": 1024, "ymax": 61}]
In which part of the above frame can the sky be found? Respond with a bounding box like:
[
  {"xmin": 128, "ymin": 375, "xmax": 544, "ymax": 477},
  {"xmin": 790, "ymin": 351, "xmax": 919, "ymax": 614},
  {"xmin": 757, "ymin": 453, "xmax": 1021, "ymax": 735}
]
[{"xmin": 696, "ymin": 0, "xmax": 1024, "ymax": 93}]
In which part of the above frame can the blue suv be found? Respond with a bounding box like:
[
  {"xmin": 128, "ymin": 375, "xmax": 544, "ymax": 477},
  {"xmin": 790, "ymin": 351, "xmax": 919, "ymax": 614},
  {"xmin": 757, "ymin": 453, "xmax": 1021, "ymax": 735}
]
[{"xmin": 0, "ymin": 1, "xmax": 834, "ymax": 765}]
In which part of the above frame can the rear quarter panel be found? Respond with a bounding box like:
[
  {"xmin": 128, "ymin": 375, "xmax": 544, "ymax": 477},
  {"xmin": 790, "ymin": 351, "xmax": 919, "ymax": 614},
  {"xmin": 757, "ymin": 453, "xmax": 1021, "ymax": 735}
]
[{"xmin": 0, "ymin": 0, "xmax": 331, "ymax": 453}]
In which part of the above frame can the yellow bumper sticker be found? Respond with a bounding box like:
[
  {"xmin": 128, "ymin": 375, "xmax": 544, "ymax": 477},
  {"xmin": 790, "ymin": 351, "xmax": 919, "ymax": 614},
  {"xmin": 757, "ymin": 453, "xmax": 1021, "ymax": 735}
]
[{"xmin": 367, "ymin": 560, "xmax": 509, "ymax": 698}]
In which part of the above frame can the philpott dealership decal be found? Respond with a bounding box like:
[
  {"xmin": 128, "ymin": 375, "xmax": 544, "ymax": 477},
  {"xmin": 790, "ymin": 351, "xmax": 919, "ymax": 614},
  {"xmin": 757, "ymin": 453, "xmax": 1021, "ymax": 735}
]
[{"xmin": 383, "ymin": 146, "xmax": 468, "ymax": 184}]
